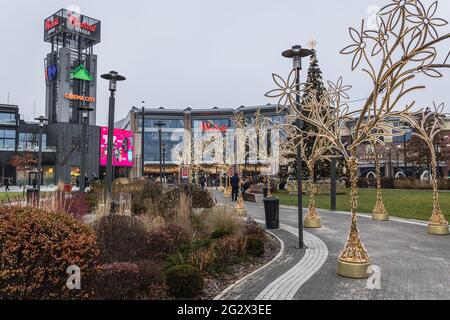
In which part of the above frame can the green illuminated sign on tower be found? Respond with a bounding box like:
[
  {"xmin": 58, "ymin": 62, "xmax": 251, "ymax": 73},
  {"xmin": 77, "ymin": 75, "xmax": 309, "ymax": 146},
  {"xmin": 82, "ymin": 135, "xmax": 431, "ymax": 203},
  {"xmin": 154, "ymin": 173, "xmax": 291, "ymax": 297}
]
[{"xmin": 70, "ymin": 64, "xmax": 93, "ymax": 81}]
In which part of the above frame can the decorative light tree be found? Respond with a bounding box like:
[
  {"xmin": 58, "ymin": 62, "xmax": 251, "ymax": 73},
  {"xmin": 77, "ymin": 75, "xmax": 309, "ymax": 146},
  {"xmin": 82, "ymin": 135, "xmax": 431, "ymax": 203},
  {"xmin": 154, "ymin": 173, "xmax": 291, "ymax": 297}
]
[
  {"xmin": 232, "ymin": 111, "xmax": 247, "ymax": 215},
  {"xmin": 172, "ymin": 143, "xmax": 185, "ymax": 185},
  {"xmin": 392, "ymin": 103, "xmax": 449, "ymax": 235},
  {"xmin": 281, "ymin": 92, "xmax": 335, "ymax": 228},
  {"xmin": 247, "ymin": 108, "xmax": 275, "ymax": 196},
  {"xmin": 266, "ymin": 0, "xmax": 450, "ymax": 278}
]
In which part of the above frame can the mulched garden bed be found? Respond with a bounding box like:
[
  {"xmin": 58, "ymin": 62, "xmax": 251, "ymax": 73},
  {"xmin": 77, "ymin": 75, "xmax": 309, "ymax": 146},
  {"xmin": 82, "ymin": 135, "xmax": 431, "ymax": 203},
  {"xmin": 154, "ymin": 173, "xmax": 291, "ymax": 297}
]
[{"xmin": 144, "ymin": 232, "xmax": 281, "ymax": 300}]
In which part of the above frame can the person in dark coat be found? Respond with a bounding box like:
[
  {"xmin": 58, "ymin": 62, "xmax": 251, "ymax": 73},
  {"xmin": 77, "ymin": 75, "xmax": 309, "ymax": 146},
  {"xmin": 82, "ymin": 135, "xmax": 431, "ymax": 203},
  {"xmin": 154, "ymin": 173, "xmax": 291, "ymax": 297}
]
[
  {"xmin": 32, "ymin": 176, "xmax": 38, "ymax": 189},
  {"xmin": 230, "ymin": 173, "xmax": 240, "ymax": 202},
  {"xmin": 200, "ymin": 175, "xmax": 206, "ymax": 190},
  {"xmin": 4, "ymin": 178, "xmax": 10, "ymax": 192}
]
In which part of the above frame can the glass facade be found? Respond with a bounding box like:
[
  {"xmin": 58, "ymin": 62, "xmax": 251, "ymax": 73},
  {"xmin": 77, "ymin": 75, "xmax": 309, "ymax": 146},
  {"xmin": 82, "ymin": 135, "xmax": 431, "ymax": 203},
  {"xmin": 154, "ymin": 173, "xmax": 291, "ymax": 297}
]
[
  {"xmin": 0, "ymin": 129, "xmax": 16, "ymax": 150},
  {"xmin": 0, "ymin": 112, "xmax": 16, "ymax": 125},
  {"xmin": 144, "ymin": 131, "xmax": 184, "ymax": 162},
  {"xmin": 392, "ymin": 129, "xmax": 412, "ymax": 144},
  {"xmin": 138, "ymin": 118, "xmax": 184, "ymax": 131},
  {"xmin": 138, "ymin": 111, "xmax": 283, "ymax": 168},
  {"xmin": 18, "ymin": 133, "xmax": 48, "ymax": 151}
]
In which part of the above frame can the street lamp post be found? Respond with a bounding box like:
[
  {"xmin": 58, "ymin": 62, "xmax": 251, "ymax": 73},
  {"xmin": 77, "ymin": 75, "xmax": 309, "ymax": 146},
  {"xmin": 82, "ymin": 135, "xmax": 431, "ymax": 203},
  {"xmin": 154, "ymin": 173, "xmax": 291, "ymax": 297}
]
[
  {"xmin": 396, "ymin": 144, "xmax": 401, "ymax": 176},
  {"xmin": 162, "ymin": 144, "xmax": 167, "ymax": 184},
  {"xmin": 155, "ymin": 121, "xmax": 166, "ymax": 184},
  {"xmin": 101, "ymin": 71, "xmax": 126, "ymax": 203},
  {"xmin": 330, "ymin": 154, "xmax": 337, "ymax": 211},
  {"xmin": 35, "ymin": 116, "xmax": 48, "ymax": 203},
  {"xmin": 282, "ymin": 45, "xmax": 313, "ymax": 249},
  {"xmin": 141, "ymin": 102, "xmax": 146, "ymax": 179},
  {"xmin": 403, "ymin": 132, "xmax": 407, "ymax": 176},
  {"xmin": 78, "ymin": 106, "xmax": 94, "ymax": 192}
]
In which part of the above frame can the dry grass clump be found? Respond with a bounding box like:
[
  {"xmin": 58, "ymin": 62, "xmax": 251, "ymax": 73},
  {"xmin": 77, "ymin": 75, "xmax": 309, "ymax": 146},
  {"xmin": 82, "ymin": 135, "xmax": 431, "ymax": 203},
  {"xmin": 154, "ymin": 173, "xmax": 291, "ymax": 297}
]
[{"xmin": 204, "ymin": 205, "xmax": 242, "ymax": 235}]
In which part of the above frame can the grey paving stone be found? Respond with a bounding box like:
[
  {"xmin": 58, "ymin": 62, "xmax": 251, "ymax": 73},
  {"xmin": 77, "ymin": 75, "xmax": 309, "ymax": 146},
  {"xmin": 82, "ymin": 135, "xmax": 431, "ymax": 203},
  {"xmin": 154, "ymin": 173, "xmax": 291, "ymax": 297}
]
[{"xmin": 213, "ymin": 191, "xmax": 450, "ymax": 300}]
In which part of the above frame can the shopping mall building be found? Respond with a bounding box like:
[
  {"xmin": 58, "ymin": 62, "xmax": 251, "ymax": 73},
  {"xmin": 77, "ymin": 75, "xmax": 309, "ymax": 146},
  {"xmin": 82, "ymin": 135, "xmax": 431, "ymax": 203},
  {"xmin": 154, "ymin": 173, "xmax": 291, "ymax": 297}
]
[{"xmin": 116, "ymin": 104, "xmax": 288, "ymax": 183}]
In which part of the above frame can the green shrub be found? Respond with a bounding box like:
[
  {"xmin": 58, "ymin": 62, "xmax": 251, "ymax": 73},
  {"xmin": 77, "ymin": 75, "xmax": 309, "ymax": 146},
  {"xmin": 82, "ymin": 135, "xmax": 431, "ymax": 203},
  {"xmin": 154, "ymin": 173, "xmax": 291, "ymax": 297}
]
[
  {"xmin": 245, "ymin": 237, "xmax": 265, "ymax": 257},
  {"xmin": 164, "ymin": 265, "xmax": 203, "ymax": 298},
  {"xmin": 94, "ymin": 215, "xmax": 147, "ymax": 263},
  {"xmin": 93, "ymin": 262, "xmax": 140, "ymax": 300},
  {"xmin": 189, "ymin": 239, "xmax": 213, "ymax": 251},
  {"xmin": 164, "ymin": 253, "xmax": 187, "ymax": 271},
  {"xmin": 0, "ymin": 206, "xmax": 99, "ymax": 300},
  {"xmin": 210, "ymin": 227, "xmax": 233, "ymax": 239}
]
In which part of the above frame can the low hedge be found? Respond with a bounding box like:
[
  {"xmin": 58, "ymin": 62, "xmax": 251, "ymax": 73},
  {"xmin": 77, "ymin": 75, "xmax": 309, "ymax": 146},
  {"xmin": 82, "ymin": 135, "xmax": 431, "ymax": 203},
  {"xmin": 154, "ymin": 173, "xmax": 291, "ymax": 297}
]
[{"xmin": 164, "ymin": 265, "xmax": 203, "ymax": 298}]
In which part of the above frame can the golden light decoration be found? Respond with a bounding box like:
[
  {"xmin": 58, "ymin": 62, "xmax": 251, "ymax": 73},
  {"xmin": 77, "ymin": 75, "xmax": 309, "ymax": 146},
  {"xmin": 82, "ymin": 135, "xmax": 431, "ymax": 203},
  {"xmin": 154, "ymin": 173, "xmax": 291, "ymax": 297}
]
[
  {"xmin": 391, "ymin": 103, "xmax": 449, "ymax": 235},
  {"xmin": 235, "ymin": 180, "xmax": 247, "ymax": 216},
  {"xmin": 266, "ymin": 0, "xmax": 450, "ymax": 278},
  {"xmin": 280, "ymin": 90, "xmax": 336, "ymax": 229},
  {"xmin": 308, "ymin": 38, "xmax": 318, "ymax": 50}
]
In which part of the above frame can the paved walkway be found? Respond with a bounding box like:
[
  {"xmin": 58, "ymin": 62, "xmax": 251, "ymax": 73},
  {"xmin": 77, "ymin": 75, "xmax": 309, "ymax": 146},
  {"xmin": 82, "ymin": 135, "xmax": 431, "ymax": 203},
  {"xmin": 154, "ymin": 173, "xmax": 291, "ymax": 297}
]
[{"xmin": 214, "ymin": 192, "xmax": 450, "ymax": 300}]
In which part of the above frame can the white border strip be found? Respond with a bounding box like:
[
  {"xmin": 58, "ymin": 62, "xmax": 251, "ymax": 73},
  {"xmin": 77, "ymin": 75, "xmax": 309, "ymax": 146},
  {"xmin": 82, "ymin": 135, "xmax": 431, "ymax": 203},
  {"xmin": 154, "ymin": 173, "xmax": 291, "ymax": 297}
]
[
  {"xmin": 255, "ymin": 222, "xmax": 328, "ymax": 300},
  {"xmin": 214, "ymin": 229, "xmax": 285, "ymax": 300},
  {"xmin": 279, "ymin": 205, "xmax": 428, "ymax": 227}
]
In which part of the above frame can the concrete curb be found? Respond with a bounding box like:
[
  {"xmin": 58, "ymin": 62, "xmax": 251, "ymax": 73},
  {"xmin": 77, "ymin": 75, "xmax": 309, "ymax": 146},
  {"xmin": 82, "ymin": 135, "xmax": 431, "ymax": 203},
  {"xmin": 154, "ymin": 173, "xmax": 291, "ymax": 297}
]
[{"xmin": 214, "ymin": 229, "xmax": 285, "ymax": 300}]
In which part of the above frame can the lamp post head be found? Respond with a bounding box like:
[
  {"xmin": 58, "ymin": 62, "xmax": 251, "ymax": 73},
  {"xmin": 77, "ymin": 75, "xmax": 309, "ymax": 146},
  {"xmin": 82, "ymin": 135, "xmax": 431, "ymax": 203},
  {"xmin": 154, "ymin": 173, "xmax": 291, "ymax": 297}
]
[
  {"xmin": 35, "ymin": 116, "xmax": 48, "ymax": 128},
  {"xmin": 155, "ymin": 120, "xmax": 166, "ymax": 128},
  {"xmin": 78, "ymin": 106, "xmax": 94, "ymax": 119},
  {"xmin": 282, "ymin": 45, "xmax": 313, "ymax": 70},
  {"xmin": 101, "ymin": 71, "xmax": 126, "ymax": 92}
]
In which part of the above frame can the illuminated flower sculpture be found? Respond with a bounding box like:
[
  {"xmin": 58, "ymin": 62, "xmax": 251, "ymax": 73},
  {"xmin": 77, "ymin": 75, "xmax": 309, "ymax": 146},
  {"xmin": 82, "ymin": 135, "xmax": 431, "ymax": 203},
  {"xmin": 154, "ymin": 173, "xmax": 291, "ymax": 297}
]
[
  {"xmin": 267, "ymin": 0, "xmax": 450, "ymax": 278},
  {"xmin": 392, "ymin": 103, "xmax": 449, "ymax": 235},
  {"xmin": 281, "ymin": 92, "xmax": 336, "ymax": 229},
  {"xmin": 265, "ymin": 70, "xmax": 306, "ymax": 113}
]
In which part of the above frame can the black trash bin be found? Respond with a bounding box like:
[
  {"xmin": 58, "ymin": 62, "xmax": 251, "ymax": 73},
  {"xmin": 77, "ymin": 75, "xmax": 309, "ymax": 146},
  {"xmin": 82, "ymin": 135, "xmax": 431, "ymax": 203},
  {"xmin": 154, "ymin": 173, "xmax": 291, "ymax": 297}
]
[
  {"xmin": 263, "ymin": 197, "xmax": 280, "ymax": 229},
  {"xmin": 26, "ymin": 188, "xmax": 39, "ymax": 206}
]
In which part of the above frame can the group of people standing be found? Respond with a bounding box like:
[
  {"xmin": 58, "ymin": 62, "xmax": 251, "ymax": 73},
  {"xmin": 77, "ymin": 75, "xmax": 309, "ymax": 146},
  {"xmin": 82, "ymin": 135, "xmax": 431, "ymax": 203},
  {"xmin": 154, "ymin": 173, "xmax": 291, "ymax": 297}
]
[{"xmin": 75, "ymin": 173, "xmax": 99, "ymax": 190}]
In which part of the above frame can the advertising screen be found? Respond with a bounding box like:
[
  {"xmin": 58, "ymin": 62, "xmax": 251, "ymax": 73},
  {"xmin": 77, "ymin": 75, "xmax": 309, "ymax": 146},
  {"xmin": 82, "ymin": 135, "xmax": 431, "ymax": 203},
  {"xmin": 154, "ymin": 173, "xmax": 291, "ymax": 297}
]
[{"xmin": 100, "ymin": 127, "xmax": 134, "ymax": 167}]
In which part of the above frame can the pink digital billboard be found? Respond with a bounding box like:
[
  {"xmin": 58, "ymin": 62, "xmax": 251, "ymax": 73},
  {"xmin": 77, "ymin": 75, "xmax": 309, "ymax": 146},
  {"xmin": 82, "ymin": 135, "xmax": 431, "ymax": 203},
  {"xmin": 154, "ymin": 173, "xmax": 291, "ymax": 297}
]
[{"xmin": 100, "ymin": 127, "xmax": 134, "ymax": 167}]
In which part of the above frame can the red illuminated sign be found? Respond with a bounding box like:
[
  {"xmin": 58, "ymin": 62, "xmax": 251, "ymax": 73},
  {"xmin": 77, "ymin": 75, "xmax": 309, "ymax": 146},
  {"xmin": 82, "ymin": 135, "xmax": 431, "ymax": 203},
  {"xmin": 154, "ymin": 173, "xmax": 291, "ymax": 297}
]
[
  {"xmin": 45, "ymin": 18, "xmax": 60, "ymax": 31},
  {"xmin": 67, "ymin": 13, "xmax": 97, "ymax": 32},
  {"xmin": 201, "ymin": 122, "xmax": 228, "ymax": 133}
]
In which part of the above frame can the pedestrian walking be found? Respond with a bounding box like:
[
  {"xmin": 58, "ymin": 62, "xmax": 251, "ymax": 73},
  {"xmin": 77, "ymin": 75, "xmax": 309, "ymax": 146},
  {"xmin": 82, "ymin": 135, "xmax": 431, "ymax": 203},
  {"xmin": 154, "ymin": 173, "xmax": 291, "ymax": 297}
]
[
  {"xmin": 4, "ymin": 178, "xmax": 10, "ymax": 192},
  {"xmin": 32, "ymin": 176, "xmax": 38, "ymax": 189},
  {"xmin": 231, "ymin": 173, "xmax": 240, "ymax": 202}
]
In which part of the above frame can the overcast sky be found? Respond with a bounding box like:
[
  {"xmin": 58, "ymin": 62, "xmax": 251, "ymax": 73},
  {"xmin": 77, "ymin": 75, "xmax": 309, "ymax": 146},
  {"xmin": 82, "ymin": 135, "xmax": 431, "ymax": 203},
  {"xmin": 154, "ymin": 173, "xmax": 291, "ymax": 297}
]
[{"xmin": 1, "ymin": 0, "xmax": 449, "ymax": 125}]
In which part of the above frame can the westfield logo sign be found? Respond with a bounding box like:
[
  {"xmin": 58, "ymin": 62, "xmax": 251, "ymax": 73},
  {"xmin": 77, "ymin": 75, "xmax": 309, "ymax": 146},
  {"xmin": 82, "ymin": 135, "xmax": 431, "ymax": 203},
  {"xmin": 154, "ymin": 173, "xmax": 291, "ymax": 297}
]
[
  {"xmin": 45, "ymin": 18, "xmax": 60, "ymax": 31},
  {"xmin": 67, "ymin": 12, "xmax": 97, "ymax": 32}
]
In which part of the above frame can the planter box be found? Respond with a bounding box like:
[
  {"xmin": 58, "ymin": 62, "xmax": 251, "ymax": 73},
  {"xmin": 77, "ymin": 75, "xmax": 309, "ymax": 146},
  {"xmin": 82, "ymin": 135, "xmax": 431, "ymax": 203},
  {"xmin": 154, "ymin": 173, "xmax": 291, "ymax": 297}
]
[{"xmin": 243, "ymin": 193, "xmax": 264, "ymax": 204}]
